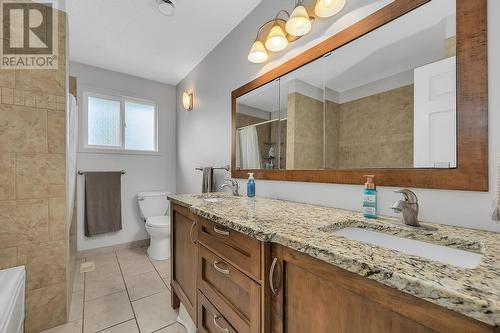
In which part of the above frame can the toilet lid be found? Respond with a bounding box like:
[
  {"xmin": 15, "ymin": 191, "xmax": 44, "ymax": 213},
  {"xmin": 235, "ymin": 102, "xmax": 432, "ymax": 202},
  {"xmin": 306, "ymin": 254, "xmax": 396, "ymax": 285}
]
[{"xmin": 146, "ymin": 215, "xmax": 170, "ymax": 228}]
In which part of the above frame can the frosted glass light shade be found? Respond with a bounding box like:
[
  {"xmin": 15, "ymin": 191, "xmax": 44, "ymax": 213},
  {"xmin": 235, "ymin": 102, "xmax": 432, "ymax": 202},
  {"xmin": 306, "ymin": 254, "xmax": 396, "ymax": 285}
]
[
  {"xmin": 182, "ymin": 92, "xmax": 193, "ymax": 110},
  {"xmin": 314, "ymin": 0, "xmax": 346, "ymax": 18},
  {"xmin": 265, "ymin": 24, "xmax": 288, "ymax": 52},
  {"xmin": 285, "ymin": 5, "xmax": 312, "ymax": 36},
  {"xmin": 248, "ymin": 40, "xmax": 269, "ymax": 63}
]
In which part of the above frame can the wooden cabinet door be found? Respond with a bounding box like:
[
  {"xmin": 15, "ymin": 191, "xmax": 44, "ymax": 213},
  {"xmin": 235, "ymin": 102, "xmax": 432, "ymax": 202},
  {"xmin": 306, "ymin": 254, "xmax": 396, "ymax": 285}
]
[
  {"xmin": 270, "ymin": 245, "xmax": 492, "ymax": 333},
  {"xmin": 171, "ymin": 204, "xmax": 198, "ymax": 322}
]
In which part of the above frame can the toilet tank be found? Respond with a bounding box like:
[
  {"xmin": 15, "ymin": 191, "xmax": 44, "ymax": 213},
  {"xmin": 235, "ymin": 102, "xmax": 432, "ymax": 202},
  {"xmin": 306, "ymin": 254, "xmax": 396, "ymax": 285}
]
[{"xmin": 137, "ymin": 191, "xmax": 171, "ymax": 219}]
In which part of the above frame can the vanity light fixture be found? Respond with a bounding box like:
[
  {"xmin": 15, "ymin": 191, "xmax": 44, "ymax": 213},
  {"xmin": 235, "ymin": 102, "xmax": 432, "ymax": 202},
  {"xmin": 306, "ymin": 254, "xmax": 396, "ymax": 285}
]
[
  {"xmin": 265, "ymin": 22, "xmax": 288, "ymax": 52},
  {"xmin": 314, "ymin": 0, "xmax": 346, "ymax": 18},
  {"xmin": 182, "ymin": 91, "xmax": 193, "ymax": 111},
  {"xmin": 248, "ymin": 39, "xmax": 269, "ymax": 64},
  {"xmin": 248, "ymin": 0, "xmax": 346, "ymax": 64},
  {"xmin": 286, "ymin": 1, "xmax": 312, "ymax": 37}
]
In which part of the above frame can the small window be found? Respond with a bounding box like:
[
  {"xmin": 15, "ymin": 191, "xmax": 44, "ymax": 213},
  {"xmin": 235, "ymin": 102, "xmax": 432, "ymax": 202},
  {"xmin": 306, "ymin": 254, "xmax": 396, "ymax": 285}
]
[{"xmin": 83, "ymin": 91, "xmax": 158, "ymax": 152}]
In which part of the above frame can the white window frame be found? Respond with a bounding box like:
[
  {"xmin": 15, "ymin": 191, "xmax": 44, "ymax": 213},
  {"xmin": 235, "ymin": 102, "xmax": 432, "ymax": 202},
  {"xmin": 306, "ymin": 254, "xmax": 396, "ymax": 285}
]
[{"xmin": 81, "ymin": 89, "xmax": 159, "ymax": 155}]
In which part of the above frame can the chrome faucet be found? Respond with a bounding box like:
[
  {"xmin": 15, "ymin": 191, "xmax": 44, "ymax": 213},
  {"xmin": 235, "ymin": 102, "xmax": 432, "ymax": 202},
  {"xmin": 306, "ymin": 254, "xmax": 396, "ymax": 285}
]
[
  {"xmin": 391, "ymin": 189, "xmax": 419, "ymax": 227},
  {"xmin": 220, "ymin": 179, "xmax": 239, "ymax": 196}
]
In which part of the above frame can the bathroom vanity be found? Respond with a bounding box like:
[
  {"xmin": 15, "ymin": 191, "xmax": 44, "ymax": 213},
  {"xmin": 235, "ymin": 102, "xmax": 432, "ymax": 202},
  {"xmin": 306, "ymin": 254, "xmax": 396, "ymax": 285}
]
[{"xmin": 169, "ymin": 194, "xmax": 499, "ymax": 333}]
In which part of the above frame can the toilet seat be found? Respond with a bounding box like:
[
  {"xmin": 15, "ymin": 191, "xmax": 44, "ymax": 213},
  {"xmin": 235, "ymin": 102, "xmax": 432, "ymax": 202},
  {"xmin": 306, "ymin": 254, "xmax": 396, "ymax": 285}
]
[{"xmin": 146, "ymin": 215, "xmax": 170, "ymax": 228}]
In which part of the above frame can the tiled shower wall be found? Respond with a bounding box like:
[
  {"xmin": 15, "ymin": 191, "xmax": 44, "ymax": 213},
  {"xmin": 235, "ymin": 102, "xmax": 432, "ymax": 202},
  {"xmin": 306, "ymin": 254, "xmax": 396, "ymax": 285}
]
[{"xmin": 0, "ymin": 10, "xmax": 67, "ymax": 333}]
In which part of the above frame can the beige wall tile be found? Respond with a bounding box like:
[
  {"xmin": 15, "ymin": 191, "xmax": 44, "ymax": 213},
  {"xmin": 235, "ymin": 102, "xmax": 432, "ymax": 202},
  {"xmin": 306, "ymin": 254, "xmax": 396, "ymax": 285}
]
[
  {"xmin": 35, "ymin": 95, "xmax": 48, "ymax": 108},
  {"xmin": 25, "ymin": 283, "xmax": 67, "ymax": 333},
  {"xmin": 16, "ymin": 153, "xmax": 65, "ymax": 198},
  {"xmin": 15, "ymin": 70, "xmax": 65, "ymax": 96},
  {"xmin": 49, "ymin": 197, "xmax": 66, "ymax": 240},
  {"xmin": 0, "ymin": 199, "xmax": 49, "ymax": 249},
  {"xmin": 0, "ymin": 104, "xmax": 48, "ymax": 153},
  {"xmin": 0, "ymin": 247, "xmax": 17, "ymax": 270},
  {"xmin": 13, "ymin": 90, "xmax": 24, "ymax": 106},
  {"xmin": 48, "ymin": 111, "xmax": 65, "ymax": 153},
  {"xmin": 1, "ymin": 87, "xmax": 14, "ymax": 104},
  {"xmin": 18, "ymin": 240, "xmax": 66, "ymax": 290},
  {"xmin": 0, "ymin": 70, "xmax": 15, "ymax": 88},
  {"xmin": 24, "ymin": 92, "xmax": 36, "ymax": 107},
  {"xmin": 0, "ymin": 153, "xmax": 15, "ymax": 200}
]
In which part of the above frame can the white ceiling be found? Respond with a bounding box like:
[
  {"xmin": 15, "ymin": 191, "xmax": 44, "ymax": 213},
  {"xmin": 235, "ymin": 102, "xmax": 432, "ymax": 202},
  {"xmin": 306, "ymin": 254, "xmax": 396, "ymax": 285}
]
[{"xmin": 66, "ymin": 0, "xmax": 262, "ymax": 85}]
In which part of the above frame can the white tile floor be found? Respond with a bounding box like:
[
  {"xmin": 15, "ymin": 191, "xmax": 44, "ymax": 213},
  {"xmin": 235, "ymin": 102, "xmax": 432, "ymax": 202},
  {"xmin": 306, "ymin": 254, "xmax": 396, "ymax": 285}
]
[{"xmin": 42, "ymin": 247, "xmax": 186, "ymax": 333}]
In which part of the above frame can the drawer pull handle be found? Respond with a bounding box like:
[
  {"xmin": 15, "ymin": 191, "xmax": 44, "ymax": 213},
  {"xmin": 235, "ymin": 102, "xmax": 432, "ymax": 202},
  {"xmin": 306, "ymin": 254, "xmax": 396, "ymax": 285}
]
[
  {"xmin": 214, "ymin": 226, "xmax": 230, "ymax": 236},
  {"xmin": 213, "ymin": 315, "xmax": 230, "ymax": 333},
  {"xmin": 269, "ymin": 257, "xmax": 281, "ymax": 296},
  {"xmin": 213, "ymin": 261, "xmax": 230, "ymax": 275},
  {"xmin": 189, "ymin": 221, "xmax": 197, "ymax": 244}
]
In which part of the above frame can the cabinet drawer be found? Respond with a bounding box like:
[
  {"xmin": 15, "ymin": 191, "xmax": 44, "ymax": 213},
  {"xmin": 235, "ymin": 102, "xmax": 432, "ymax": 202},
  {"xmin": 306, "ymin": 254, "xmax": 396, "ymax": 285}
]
[
  {"xmin": 198, "ymin": 291, "xmax": 238, "ymax": 333},
  {"xmin": 197, "ymin": 217, "xmax": 261, "ymax": 281},
  {"xmin": 198, "ymin": 245, "xmax": 260, "ymax": 333}
]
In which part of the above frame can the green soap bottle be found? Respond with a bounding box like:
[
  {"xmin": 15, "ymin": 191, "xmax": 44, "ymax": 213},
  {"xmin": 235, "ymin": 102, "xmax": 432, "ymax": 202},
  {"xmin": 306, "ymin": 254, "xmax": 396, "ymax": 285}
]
[{"xmin": 363, "ymin": 175, "xmax": 377, "ymax": 219}]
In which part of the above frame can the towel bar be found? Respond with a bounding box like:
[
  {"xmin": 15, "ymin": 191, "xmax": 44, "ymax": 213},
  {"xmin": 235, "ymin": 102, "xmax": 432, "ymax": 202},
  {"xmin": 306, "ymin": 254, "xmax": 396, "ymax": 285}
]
[
  {"xmin": 195, "ymin": 165, "xmax": 230, "ymax": 171},
  {"xmin": 78, "ymin": 170, "xmax": 126, "ymax": 175}
]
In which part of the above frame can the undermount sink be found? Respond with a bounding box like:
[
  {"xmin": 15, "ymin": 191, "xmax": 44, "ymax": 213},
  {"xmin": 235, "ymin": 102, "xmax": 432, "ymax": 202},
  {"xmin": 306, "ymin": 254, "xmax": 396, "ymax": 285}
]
[
  {"xmin": 334, "ymin": 227, "xmax": 482, "ymax": 269},
  {"xmin": 192, "ymin": 193, "xmax": 238, "ymax": 203}
]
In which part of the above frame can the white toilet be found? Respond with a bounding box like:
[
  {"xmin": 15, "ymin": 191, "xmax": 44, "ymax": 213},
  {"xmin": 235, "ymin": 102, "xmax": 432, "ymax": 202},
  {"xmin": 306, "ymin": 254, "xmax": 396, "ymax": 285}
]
[{"xmin": 137, "ymin": 191, "xmax": 171, "ymax": 260}]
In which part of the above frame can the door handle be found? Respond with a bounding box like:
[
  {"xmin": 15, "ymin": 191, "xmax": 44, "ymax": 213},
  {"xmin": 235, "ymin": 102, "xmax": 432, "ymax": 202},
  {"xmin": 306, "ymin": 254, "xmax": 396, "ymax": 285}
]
[
  {"xmin": 269, "ymin": 257, "xmax": 281, "ymax": 296},
  {"xmin": 213, "ymin": 315, "xmax": 230, "ymax": 333},
  {"xmin": 189, "ymin": 221, "xmax": 197, "ymax": 244},
  {"xmin": 214, "ymin": 226, "xmax": 230, "ymax": 236},
  {"xmin": 213, "ymin": 261, "xmax": 230, "ymax": 275}
]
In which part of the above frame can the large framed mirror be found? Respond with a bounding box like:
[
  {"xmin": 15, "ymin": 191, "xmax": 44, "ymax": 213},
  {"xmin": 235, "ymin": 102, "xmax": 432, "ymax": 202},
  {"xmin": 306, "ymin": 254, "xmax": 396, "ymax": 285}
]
[{"xmin": 232, "ymin": 0, "xmax": 487, "ymax": 191}]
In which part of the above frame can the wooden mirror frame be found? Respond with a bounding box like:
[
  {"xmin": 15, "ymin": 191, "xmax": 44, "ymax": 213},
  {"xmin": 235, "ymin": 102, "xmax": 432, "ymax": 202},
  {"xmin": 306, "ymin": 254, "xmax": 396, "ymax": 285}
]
[{"xmin": 231, "ymin": 0, "xmax": 488, "ymax": 191}]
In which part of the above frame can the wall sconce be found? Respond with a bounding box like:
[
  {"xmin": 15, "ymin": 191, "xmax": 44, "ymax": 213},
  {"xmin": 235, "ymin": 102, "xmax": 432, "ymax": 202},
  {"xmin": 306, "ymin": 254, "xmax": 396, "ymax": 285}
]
[
  {"xmin": 182, "ymin": 92, "xmax": 193, "ymax": 111},
  {"xmin": 248, "ymin": 0, "xmax": 347, "ymax": 64}
]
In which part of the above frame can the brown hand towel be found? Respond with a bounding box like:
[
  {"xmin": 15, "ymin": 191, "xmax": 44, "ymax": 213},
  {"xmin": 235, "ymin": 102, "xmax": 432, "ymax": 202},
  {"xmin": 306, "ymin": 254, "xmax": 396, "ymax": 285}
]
[
  {"xmin": 84, "ymin": 172, "xmax": 122, "ymax": 237},
  {"xmin": 202, "ymin": 167, "xmax": 214, "ymax": 193}
]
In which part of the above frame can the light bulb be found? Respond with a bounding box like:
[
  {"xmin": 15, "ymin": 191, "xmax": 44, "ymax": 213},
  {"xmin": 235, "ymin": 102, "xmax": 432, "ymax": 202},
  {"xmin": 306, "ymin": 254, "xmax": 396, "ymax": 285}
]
[
  {"xmin": 265, "ymin": 24, "xmax": 288, "ymax": 52},
  {"xmin": 314, "ymin": 0, "xmax": 346, "ymax": 18},
  {"xmin": 285, "ymin": 5, "xmax": 312, "ymax": 37},
  {"xmin": 248, "ymin": 40, "xmax": 269, "ymax": 63}
]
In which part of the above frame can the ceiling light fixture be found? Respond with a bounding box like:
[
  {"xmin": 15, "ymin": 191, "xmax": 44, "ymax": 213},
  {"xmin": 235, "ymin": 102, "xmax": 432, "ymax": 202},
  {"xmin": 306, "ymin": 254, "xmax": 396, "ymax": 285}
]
[
  {"xmin": 158, "ymin": 0, "xmax": 176, "ymax": 16},
  {"xmin": 248, "ymin": 0, "xmax": 346, "ymax": 64},
  {"xmin": 315, "ymin": 0, "xmax": 346, "ymax": 18}
]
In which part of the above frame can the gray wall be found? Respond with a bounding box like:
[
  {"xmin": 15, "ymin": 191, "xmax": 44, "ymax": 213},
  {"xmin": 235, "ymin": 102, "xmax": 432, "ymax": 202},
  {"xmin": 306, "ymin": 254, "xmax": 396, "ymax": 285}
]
[
  {"xmin": 176, "ymin": 0, "xmax": 500, "ymax": 232},
  {"xmin": 70, "ymin": 62, "xmax": 177, "ymax": 251}
]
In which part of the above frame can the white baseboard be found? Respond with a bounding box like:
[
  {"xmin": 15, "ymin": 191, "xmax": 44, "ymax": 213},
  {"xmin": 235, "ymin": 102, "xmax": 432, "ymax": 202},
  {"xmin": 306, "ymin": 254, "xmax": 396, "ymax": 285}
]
[{"xmin": 77, "ymin": 238, "xmax": 150, "ymax": 258}]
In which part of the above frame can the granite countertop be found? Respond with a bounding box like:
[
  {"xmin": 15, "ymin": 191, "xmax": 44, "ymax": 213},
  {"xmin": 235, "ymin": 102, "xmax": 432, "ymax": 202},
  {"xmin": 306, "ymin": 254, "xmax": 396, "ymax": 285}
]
[{"xmin": 168, "ymin": 193, "xmax": 500, "ymax": 327}]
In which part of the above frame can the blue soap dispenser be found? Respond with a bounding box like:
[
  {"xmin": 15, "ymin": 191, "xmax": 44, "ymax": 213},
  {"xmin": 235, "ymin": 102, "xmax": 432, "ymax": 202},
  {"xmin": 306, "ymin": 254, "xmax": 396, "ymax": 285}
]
[
  {"xmin": 363, "ymin": 175, "xmax": 377, "ymax": 219},
  {"xmin": 247, "ymin": 173, "xmax": 256, "ymax": 198}
]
